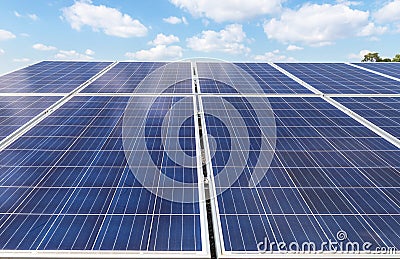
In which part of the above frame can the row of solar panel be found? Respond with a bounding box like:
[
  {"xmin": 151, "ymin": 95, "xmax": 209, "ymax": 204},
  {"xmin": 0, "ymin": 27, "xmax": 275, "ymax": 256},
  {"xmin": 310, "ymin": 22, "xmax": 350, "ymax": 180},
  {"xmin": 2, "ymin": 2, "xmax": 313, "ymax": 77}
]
[
  {"xmin": 1, "ymin": 61, "xmax": 399, "ymax": 94},
  {"xmin": 0, "ymin": 62, "xmax": 399, "ymax": 257},
  {"xmin": 0, "ymin": 95, "xmax": 399, "ymax": 253}
]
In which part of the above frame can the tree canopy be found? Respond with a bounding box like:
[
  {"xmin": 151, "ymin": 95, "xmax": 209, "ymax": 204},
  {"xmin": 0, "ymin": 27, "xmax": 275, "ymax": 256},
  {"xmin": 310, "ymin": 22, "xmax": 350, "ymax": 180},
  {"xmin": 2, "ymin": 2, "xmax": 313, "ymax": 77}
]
[
  {"xmin": 393, "ymin": 54, "xmax": 400, "ymax": 62},
  {"xmin": 361, "ymin": 52, "xmax": 400, "ymax": 62}
]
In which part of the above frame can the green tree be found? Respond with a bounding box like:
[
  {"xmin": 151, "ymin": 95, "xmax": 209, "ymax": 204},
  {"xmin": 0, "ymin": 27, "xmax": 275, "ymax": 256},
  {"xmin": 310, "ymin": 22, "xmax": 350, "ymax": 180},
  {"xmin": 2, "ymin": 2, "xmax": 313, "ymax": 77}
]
[
  {"xmin": 382, "ymin": 58, "xmax": 392, "ymax": 62},
  {"xmin": 393, "ymin": 54, "xmax": 400, "ymax": 62},
  {"xmin": 362, "ymin": 52, "xmax": 382, "ymax": 62}
]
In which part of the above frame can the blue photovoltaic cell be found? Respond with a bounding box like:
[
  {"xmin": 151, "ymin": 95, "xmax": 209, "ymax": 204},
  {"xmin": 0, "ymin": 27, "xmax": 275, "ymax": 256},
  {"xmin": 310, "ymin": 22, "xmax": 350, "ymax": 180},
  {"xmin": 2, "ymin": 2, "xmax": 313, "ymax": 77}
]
[
  {"xmin": 334, "ymin": 97, "xmax": 400, "ymax": 139},
  {"xmin": 236, "ymin": 63, "xmax": 312, "ymax": 94},
  {"xmin": 202, "ymin": 96, "xmax": 400, "ymax": 253},
  {"xmin": 0, "ymin": 96, "xmax": 61, "ymax": 141},
  {"xmin": 83, "ymin": 62, "xmax": 193, "ymax": 93},
  {"xmin": 277, "ymin": 63, "xmax": 400, "ymax": 94},
  {"xmin": 0, "ymin": 61, "xmax": 111, "ymax": 93},
  {"xmin": 197, "ymin": 62, "xmax": 311, "ymax": 94},
  {"xmin": 353, "ymin": 62, "xmax": 400, "ymax": 79},
  {"xmin": 0, "ymin": 96, "xmax": 203, "ymax": 252}
]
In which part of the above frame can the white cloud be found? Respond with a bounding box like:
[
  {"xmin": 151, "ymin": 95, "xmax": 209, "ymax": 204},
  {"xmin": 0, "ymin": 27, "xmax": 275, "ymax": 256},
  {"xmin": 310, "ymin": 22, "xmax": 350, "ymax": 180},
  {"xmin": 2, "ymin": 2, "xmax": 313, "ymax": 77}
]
[
  {"xmin": 125, "ymin": 45, "xmax": 183, "ymax": 61},
  {"xmin": 287, "ymin": 45, "xmax": 303, "ymax": 51},
  {"xmin": 0, "ymin": 49, "xmax": 4, "ymax": 55},
  {"xmin": 374, "ymin": 0, "xmax": 400, "ymax": 24},
  {"xmin": 85, "ymin": 49, "xmax": 95, "ymax": 55},
  {"xmin": 55, "ymin": 50, "xmax": 93, "ymax": 60},
  {"xmin": 13, "ymin": 58, "xmax": 30, "ymax": 62},
  {"xmin": 253, "ymin": 50, "xmax": 296, "ymax": 62},
  {"xmin": 14, "ymin": 11, "xmax": 39, "ymax": 21},
  {"xmin": 263, "ymin": 3, "xmax": 386, "ymax": 46},
  {"xmin": 0, "ymin": 29, "xmax": 16, "ymax": 41},
  {"xmin": 348, "ymin": 49, "xmax": 372, "ymax": 60},
  {"xmin": 28, "ymin": 14, "xmax": 39, "ymax": 21},
  {"xmin": 149, "ymin": 34, "xmax": 180, "ymax": 46},
  {"xmin": 170, "ymin": 0, "xmax": 282, "ymax": 22},
  {"xmin": 186, "ymin": 24, "xmax": 250, "ymax": 54},
  {"xmin": 335, "ymin": 0, "xmax": 361, "ymax": 6},
  {"xmin": 357, "ymin": 22, "xmax": 387, "ymax": 36},
  {"xmin": 163, "ymin": 16, "xmax": 188, "ymax": 25},
  {"xmin": 32, "ymin": 43, "xmax": 57, "ymax": 51},
  {"xmin": 62, "ymin": 0, "xmax": 147, "ymax": 38}
]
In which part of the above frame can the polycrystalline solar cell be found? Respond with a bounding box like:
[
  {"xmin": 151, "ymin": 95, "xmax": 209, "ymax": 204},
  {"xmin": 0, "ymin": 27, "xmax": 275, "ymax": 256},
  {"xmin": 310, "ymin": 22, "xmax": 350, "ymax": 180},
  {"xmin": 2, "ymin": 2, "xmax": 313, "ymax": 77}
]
[
  {"xmin": 236, "ymin": 63, "xmax": 312, "ymax": 94},
  {"xmin": 83, "ymin": 62, "xmax": 193, "ymax": 93},
  {"xmin": 334, "ymin": 97, "xmax": 400, "ymax": 139},
  {"xmin": 0, "ymin": 61, "xmax": 111, "ymax": 93},
  {"xmin": 0, "ymin": 96, "xmax": 61, "ymax": 141},
  {"xmin": 353, "ymin": 62, "xmax": 400, "ymax": 79},
  {"xmin": 277, "ymin": 63, "xmax": 400, "ymax": 94},
  {"xmin": 202, "ymin": 96, "xmax": 400, "ymax": 253},
  {"xmin": 0, "ymin": 96, "xmax": 204, "ymax": 253},
  {"xmin": 197, "ymin": 62, "xmax": 311, "ymax": 94}
]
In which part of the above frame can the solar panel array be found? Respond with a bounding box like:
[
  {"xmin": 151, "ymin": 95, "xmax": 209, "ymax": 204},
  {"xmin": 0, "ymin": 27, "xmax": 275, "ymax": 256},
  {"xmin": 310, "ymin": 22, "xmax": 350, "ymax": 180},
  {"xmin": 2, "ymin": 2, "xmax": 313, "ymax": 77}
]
[{"xmin": 0, "ymin": 61, "xmax": 399, "ymax": 258}]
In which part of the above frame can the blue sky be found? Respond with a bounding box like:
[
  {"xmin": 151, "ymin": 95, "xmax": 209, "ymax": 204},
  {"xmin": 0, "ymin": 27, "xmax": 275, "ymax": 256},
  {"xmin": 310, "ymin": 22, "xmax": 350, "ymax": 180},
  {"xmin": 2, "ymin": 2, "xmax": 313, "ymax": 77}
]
[{"xmin": 0, "ymin": 0, "xmax": 399, "ymax": 74}]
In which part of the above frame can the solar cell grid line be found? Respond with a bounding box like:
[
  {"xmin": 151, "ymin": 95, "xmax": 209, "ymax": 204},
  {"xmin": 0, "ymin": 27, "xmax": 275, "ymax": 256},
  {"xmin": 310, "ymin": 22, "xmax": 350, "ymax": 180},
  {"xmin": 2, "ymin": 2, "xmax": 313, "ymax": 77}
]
[
  {"xmin": 352, "ymin": 62, "xmax": 400, "ymax": 80},
  {"xmin": 201, "ymin": 96, "xmax": 400, "ymax": 257},
  {"xmin": 0, "ymin": 61, "xmax": 112, "ymax": 93},
  {"xmin": 236, "ymin": 63, "xmax": 313, "ymax": 94},
  {"xmin": 82, "ymin": 62, "xmax": 193, "ymax": 94},
  {"xmin": 0, "ymin": 95, "xmax": 209, "ymax": 257},
  {"xmin": 200, "ymin": 96, "xmax": 328, "ymax": 254},
  {"xmin": 276, "ymin": 63, "xmax": 400, "ymax": 94},
  {"xmin": 0, "ymin": 96, "xmax": 62, "ymax": 142},
  {"xmin": 274, "ymin": 97, "xmax": 399, "ymax": 244},
  {"xmin": 197, "ymin": 62, "xmax": 265, "ymax": 94},
  {"xmin": 34, "ymin": 96, "xmax": 123, "ymax": 251},
  {"xmin": 333, "ymin": 97, "xmax": 400, "ymax": 139},
  {"xmin": 82, "ymin": 62, "xmax": 164, "ymax": 93}
]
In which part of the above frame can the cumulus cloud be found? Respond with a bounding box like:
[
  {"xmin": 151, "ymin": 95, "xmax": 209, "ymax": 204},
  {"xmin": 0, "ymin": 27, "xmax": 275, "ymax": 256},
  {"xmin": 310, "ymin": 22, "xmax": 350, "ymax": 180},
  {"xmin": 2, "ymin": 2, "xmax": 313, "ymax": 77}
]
[
  {"xmin": 149, "ymin": 34, "xmax": 180, "ymax": 46},
  {"xmin": 186, "ymin": 24, "xmax": 250, "ymax": 54},
  {"xmin": 85, "ymin": 49, "xmax": 95, "ymax": 55},
  {"xmin": 169, "ymin": 0, "xmax": 282, "ymax": 22},
  {"xmin": 0, "ymin": 29, "xmax": 16, "ymax": 41},
  {"xmin": 33, "ymin": 43, "xmax": 57, "ymax": 51},
  {"xmin": 62, "ymin": 0, "xmax": 147, "ymax": 38},
  {"xmin": 125, "ymin": 45, "xmax": 183, "ymax": 61},
  {"xmin": 163, "ymin": 16, "xmax": 188, "ymax": 25},
  {"xmin": 348, "ymin": 49, "xmax": 372, "ymax": 60},
  {"xmin": 263, "ymin": 3, "xmax": 386, "ymax": 46},
  {"xmin": 55, "ymin": 50, "xmax": 93, "ymax": 60},
  {"xmin": 287, "ymin": 45, "xmax": 303, "ymax": 51},
  {"xmin": 374, "ymin": 0, "xmax": 400, "ymax": 24},
  {"xmin": 253, "ymin": 50, "xmax": 296, "ymax": 62}
]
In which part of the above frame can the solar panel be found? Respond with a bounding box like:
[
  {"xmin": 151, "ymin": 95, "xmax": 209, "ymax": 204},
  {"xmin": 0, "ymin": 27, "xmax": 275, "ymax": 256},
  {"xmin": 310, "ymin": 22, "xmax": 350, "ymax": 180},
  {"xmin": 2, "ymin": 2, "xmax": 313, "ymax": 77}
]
[
  {"xmin": 83, "ymin": 62, "xmax": 193, "ymax": 94},
  {"xmin": 0, "ymin": 95, "xmax": 208, "ymax": 255},
  {"xmin": 0, "ymin": 96, "xmax": 61, "ymax": 141},
  {"xmin": 196, "ymin": 62, "xmax": 311, "ymax": 94},
  {"xmin": 0, "ymin": 61, "xmax": 111, "ymax": 93},
  {"xmin": 202, "ymin": 96, "xmax": 400, "ymax": 255},
  {"xmin": 333, "ymin": 97, "xmax": 400, "ymax": 139},
  {"xmin": 277, "ymin": 63, "xmax": 400, "ymax": 94},
  {"xmin": 353, "ymin": 63, "xmax": 400, "ymax": 79},
  {"xmin": 1, "ymin": 61, "xmax": 400, "ymax": 258}
]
